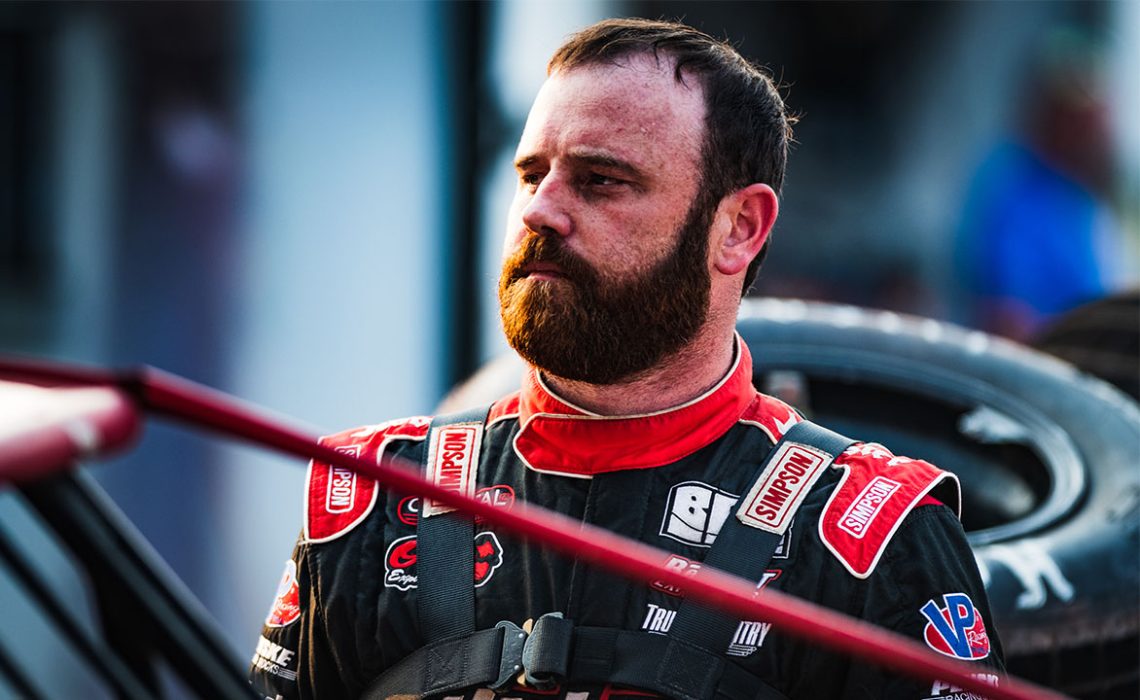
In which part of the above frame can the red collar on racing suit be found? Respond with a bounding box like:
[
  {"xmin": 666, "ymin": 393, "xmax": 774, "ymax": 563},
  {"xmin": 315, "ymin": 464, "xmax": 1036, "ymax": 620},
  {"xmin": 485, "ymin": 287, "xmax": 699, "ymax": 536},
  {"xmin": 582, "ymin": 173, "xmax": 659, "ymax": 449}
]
[{"xmin": 487, "ymin": 336, "xmax": 791, "ymax": 477}]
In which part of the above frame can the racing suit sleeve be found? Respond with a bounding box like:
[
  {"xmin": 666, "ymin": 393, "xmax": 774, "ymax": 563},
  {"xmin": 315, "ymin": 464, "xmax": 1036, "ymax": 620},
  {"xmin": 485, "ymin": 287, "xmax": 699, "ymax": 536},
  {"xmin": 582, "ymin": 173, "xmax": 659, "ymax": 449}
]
[
  {"xmin": 249, "ymin": 538, "xmax": 347, "ymax": 700},
  {"xmin": 839, "ymin": 504, "xmax": 1006, "ymax": 699}
]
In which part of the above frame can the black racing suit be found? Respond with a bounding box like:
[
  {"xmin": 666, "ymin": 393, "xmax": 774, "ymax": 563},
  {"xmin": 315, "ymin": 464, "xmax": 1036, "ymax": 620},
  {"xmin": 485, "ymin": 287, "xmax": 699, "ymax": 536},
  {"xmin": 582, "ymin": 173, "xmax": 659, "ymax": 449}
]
[{"xmin": 250, "ymin": 342, "xmax": 1003, "ymax": 700}]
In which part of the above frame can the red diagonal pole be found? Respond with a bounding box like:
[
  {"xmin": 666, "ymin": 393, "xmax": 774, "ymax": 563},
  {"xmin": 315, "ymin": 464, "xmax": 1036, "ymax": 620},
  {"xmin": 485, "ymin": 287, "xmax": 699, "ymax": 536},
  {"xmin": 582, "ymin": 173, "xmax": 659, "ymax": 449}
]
[{"xmin": 0, "ymin": 357, "xmax": 1072, "ymax": 700}]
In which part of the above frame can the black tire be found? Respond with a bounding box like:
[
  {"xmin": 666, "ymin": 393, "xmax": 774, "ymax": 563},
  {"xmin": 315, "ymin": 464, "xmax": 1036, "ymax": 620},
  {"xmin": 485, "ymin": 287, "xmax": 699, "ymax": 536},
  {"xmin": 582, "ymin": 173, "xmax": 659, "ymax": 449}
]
[
  {"xmin": 736, "ymin": 299, "xmax": 1139, "ymax": 699},
  {"xmin": 440, "ymin": 299, "xmax": 1140, "ymax": 698},
  {"xmin": 1033, "ymin": 290, "xmax": 1140, "ymax": 402}
]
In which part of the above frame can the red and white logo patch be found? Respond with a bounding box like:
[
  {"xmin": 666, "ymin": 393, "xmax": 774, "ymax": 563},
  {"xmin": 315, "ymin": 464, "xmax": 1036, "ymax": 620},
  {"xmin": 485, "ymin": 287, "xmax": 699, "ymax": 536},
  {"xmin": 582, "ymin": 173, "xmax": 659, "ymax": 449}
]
[
  {"xmin": 384, "ymin": 536, "xmax": 419, "ymax": 591},
  {"xmin": 424, "ymin": 425, "xmax": 483, "ymax": 518},
  {"xmin": 652, "ymin": 555, "xmax": 781, "ymax": 598},
  {"xmin": 397, "ymin": 485, "xmax": 515, "ymax": 526},
  {"xmin": 652, "ymin": 554, "xmax": 702, "ymax": 596},
  {"xmin": 383, "ymin": 532, "xmax": 504, "ymax": 591},
  {"xmin": 325, "ymin": 459, "xmax": 359, "ymax": 514},
  {"xmin": 306, "ymin": 444, "xmax": 380, "ymax": 542},
  {"xmin": 837, "ymin": 476, "xmax": 901, "ymax": 538},
  {"xmin": 738, "ymin": 442, "xmax": 830, "ymax": 534},
  {"xmin": 265, "ymin": 559, "xmax": 301, "ymax": 628}
]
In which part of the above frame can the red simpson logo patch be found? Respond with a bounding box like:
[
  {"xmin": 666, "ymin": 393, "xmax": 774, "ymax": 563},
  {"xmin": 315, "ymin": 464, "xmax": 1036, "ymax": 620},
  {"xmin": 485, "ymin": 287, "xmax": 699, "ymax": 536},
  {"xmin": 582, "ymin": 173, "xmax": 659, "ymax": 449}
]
[
  {"xmin": 424, "ymin": 425, "xmax": 482, "ymax": 518},
  {"xmin": 325, "ymin": 444, "xmax": 363, "ymax": 514},
  {"xmin": 837, "ymin": 476, "xmax": 901, "ymax": 538},
  {"xmin": 325, "ymin": 467, "xmax": 358, "ymax": 514},
  {"xmin": 921, "ymin": 593, "xmax": 991, "ymax": 660},
  {"xmin": 738, "ymin": 443, "xmax": 829, "ymax": 534},
  {"xmin": 265, "ymin": 559, "xmax": 301, "ymax": 628}
]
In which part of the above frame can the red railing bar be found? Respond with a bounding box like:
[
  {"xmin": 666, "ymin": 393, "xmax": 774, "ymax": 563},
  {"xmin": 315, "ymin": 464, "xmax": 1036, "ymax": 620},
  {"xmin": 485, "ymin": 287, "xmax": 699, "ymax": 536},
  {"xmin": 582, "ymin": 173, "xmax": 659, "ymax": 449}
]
[{"xmin": 0, "ymin": 357, "xmax": 1072, "ymax": 700}]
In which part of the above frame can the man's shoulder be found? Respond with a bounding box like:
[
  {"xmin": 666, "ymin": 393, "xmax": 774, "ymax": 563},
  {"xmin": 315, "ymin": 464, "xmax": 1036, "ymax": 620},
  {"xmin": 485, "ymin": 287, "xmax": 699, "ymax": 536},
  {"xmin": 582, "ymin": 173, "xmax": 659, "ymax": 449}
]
[
  {"xmin": 303, "ymin": 416, "xmax": 432, "ymax": 544},
  {"xmin": 811, "ymin": 438, "xmax": 962, "ymax": 579}
]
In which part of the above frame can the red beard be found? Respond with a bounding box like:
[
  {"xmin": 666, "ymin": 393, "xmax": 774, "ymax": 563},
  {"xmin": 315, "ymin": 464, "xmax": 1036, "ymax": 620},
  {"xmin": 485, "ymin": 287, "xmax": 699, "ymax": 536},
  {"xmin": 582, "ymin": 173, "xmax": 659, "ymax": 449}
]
[{"xmin": 498, "ymin": 198, "xmax": 713, "ymax": 385}]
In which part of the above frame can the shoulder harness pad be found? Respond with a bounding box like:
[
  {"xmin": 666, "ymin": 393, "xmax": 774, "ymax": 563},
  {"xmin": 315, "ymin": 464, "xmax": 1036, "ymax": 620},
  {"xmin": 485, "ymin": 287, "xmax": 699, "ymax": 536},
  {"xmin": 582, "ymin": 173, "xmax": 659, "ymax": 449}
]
[
  {"xmin": 738, "ymin": 392, "xmax": 803, "ymax": 443},
  {"xmin": 819, "ymin": 442, "xmax": 961, "ymax": 578},
  {"xmin": 304, "ymin": 416, "xmax": 430, "ymax": 543}
]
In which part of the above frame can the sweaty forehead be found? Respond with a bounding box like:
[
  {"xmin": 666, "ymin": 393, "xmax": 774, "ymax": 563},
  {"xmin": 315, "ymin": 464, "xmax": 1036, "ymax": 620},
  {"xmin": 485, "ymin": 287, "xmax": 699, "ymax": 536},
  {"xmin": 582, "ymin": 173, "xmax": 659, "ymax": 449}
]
[{"xmin": 518, "ymin": 55, "xmax": 706, "ymax": 174}]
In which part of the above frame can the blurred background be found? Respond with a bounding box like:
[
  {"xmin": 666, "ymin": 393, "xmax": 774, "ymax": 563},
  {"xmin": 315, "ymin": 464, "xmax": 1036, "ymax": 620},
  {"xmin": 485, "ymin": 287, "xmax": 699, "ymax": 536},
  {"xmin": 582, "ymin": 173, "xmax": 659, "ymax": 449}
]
[{"xmin": 0, "ymin": 1, "xmax": 1136, "ymax": 696}]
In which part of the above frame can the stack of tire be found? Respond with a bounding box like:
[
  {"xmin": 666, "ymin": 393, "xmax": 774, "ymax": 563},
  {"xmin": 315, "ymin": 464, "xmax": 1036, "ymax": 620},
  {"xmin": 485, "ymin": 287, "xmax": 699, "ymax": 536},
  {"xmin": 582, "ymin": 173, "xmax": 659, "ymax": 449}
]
[{"xmin": 441, "ymin": 299, "xmax": 1140, "ymax": 699}]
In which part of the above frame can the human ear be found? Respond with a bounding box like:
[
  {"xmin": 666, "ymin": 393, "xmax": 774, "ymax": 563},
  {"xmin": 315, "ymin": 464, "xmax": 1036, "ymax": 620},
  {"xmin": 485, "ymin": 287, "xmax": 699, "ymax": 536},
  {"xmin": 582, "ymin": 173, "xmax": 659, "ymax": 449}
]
[{"xmin": 713, "ymin": 183, "xmax": 778, "ymax": 276}]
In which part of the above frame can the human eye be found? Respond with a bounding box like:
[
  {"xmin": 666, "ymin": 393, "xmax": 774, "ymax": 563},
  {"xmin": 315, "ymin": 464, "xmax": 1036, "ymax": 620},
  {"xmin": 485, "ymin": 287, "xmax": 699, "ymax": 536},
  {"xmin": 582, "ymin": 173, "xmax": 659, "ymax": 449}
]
[
  {"xmin": 518, "ymin": 169, "xmax": 545, "ymax": 193},
  {"xmin": 585, "ymin": 172, "xmax": 622, "ymax": 187}
]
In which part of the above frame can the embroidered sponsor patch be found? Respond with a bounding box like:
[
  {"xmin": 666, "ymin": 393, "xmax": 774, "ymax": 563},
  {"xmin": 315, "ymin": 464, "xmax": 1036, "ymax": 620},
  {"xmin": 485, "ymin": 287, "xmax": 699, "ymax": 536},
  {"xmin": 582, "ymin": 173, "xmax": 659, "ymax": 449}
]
[
  {"xmin": 473, "ymin": 532, "xmax": 505, "ymax": 584},
  {"xmin": 384, "ymin": 536, "xmax": 419, "ymax": 590},
  {"xmin": 818, "ymin": 447, "xmax": 956, "ymax": 578},
  {"xmin": 641, "ymin": 602, "xmax": 677, "ymax": 633},
  {"xmin": 251, "ymin": 635, "xmax": 297, "ymax": 682},
  {"xmin": 921, "ymin": 593, "xmax": 991, "ymax": 660},
  {"xmin": 726, "ymin": 620, "xmax": 774, "ymax": 657},
  {"xmin": 651, "ymin": 554, "xmax": 781, "ymax": 599},
  {"xmin": 264, "ymin": 559, "xmax": 301, "ymax": 628},
  {"xmin": 306, "ymin": 443, "xmax": 380, "ymax": 542},
  {"xmin": 660, "ymin": 481, "xmax": 738, "ymax": 546},
  {"xmin": 922, "ymin": 674, "xmax": 1001, "ymax": 700},
  {"xmin": 652, "ymin": 554, "xmax": 702, "ymax": 596},
  {"xmin": 642, "ymin": 570, "xmax": 781, "ymax": 654},
  {"xmin": 837, "ymin": 476, "xmax": 901, "ymax": 538},
  {"xmin": 476, "ymin": 484, "xmax": 516, "ymax": 510},
  {"xmin": 324, "ymin": 448, "xmax": 361, "ymax": 515},
  {"xmin": 397, "ymin": 485, "xmax": 515, "ymax": 526},
  {"xmin": 423, "ymin": 424, "xmax": 483, "ymax": 518},
  {"xmin": 397, "ymin": 495, "xmax": 421, "ymax": 526},
  {"xmin": 383, "ymin": 532, "xmax": 504, "ymax": 591},
  {"xmin": 738, "ymin": 442, "xmax": 830, "ymax": 534}
]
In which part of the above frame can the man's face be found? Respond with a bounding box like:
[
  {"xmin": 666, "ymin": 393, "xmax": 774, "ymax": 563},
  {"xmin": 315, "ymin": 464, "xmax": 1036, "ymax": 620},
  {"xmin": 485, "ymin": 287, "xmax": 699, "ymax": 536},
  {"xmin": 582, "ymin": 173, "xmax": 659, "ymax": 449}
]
[{"xmin": 498, "ymin": 56, "xmax": 715, "ymax": 385}]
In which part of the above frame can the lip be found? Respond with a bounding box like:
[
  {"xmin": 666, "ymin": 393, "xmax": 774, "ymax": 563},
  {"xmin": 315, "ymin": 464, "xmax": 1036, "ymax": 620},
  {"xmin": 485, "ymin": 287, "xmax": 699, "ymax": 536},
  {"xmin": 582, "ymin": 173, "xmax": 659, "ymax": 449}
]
[{"xmin": 521, "ymin": 263, "xmax": 566, "ymax": 281}]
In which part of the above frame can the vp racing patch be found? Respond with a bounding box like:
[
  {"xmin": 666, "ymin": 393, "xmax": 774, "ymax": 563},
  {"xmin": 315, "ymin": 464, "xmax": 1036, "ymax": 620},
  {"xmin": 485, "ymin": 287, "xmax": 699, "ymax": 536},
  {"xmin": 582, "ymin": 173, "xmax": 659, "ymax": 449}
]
[
  {"xmin": 920, "ymin": 593, "xmax": 991, "ymax": 660},
  {"xmin": 264, "ymin": 559, "xmax": 301, "ymax": 628},
  {"xmin": 383, "ymin": 532, "xmax": 504, "ymax": 591}
]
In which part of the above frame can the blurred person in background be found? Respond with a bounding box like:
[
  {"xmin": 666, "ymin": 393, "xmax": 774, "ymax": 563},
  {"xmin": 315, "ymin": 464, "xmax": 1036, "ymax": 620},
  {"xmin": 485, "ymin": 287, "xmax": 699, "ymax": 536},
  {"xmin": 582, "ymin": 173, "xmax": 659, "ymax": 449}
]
[
  {"xmin": 250, "ymin": 18, "xmax": 1002, "ymax": 700},
  {"xmin": 956, "ymin": 30, "xmax": 1133, "ymax": 342}
]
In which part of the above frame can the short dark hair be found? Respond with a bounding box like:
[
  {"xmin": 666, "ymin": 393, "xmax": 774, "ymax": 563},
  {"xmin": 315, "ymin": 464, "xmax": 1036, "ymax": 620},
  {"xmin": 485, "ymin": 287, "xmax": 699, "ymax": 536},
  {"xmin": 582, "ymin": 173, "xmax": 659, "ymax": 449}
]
[{"xmin": 549, "ymin": 18, "xmax": 794, "ymax": 294}]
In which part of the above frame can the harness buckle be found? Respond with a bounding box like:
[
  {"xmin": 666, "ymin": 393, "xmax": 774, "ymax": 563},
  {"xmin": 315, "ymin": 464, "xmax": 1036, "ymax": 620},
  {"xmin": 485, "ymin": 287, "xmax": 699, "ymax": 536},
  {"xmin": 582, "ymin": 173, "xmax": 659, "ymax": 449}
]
[
  {"xmin": 522, "ymin": 612, "xmax": 574, "ymax": 690},
  {"xmin": 490, "ymin": 620, "xmax": 528, "ymax": 690}
]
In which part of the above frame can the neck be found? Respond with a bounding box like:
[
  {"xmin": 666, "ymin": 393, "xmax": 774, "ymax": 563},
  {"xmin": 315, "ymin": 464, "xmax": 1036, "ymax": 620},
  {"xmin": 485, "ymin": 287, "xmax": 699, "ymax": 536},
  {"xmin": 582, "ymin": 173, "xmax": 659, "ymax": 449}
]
[{"xmin": 541, "ymin": 327, "xmax": 737, "ymax": 416}]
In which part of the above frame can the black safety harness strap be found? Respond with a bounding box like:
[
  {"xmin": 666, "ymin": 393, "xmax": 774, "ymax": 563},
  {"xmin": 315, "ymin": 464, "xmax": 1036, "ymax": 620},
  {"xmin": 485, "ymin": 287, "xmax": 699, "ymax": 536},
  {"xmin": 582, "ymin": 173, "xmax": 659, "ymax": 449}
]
[
  {"xmin": 364, "ymin": 622, "xmax": 527, "ymax": 698},
  {"xmin": 665, "ymin": 421, "xmax": 855, "ymax": 664},
  {"xmin": 521, "ymin": 421, "xmax": 854, "ymax": 700},
  {"xmin": 414, "ymin": 407, "xmax": 490, "ymax": 644},
  {"xmin": 362, "ymin": 418, "xmax": 855, "ymax": 700},
  {"xmin": 523, "ymin": 624, "xmax": 788, "ymax": 700}
]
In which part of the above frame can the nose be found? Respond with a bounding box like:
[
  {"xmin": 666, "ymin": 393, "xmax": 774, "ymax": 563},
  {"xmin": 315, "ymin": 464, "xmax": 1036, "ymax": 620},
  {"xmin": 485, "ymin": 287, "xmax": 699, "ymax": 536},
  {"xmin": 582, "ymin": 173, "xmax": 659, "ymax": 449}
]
[{"xmin": 520, "ymin": 174, "xmax": 572, "ymax": 238}]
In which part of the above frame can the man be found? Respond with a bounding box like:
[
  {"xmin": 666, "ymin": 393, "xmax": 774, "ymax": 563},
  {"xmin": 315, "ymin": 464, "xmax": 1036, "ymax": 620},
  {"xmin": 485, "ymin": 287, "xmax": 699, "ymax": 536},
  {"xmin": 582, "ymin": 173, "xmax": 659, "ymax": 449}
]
[{"xmin": 251, "ymin": 18, "xmax": 1003, "ymax": 700}]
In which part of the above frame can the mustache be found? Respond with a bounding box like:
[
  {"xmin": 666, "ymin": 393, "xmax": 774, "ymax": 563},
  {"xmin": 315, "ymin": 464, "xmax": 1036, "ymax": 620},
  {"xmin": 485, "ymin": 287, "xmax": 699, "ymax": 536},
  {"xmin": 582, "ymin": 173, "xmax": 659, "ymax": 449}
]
[{"xmin": 502, "ymin": 235, "xmax": 597, "ymax": 287}]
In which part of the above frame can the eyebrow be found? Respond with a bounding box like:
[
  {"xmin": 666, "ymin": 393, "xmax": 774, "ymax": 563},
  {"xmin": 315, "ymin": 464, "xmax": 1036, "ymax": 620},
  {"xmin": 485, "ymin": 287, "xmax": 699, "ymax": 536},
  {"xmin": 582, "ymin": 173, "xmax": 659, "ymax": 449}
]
[
  {"xmin": 514, "ymin": 155, "xmax": 540, "ymax": 172},
  {"xmin": 514, "ymin": 150, "xmax": 647, "ymax": 181},
  {"xmin": 568, "ymin": 150, "xmax": 646, "ymax": 181}
]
